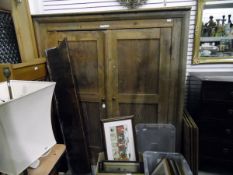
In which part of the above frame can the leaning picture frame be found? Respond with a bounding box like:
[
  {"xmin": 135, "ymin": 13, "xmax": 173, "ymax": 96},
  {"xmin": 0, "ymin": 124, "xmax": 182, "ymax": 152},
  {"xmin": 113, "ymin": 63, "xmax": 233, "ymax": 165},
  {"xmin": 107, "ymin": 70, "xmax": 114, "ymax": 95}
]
[
  {"xmin": 98, "ymin": 160, "xmax": 144, "ymax": 173},
  {"xmin": 101, "ymin": 115, "xmax": 137, "ymax": 161}
]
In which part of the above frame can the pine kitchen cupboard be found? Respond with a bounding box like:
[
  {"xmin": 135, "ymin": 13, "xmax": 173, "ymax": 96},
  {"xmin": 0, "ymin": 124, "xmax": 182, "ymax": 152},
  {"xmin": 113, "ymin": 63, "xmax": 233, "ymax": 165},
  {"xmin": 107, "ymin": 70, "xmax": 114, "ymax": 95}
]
[{"xmin": 33, "ymin": 8, "xmax": 190, "ymax": 164}]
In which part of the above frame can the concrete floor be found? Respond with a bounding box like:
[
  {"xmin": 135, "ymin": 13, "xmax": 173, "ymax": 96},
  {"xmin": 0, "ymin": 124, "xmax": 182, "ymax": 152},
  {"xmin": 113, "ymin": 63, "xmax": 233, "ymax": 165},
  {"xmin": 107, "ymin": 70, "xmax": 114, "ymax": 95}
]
[
  {"xmin": 199, "ymin": 171, "xmax": 233, "ymax": 175},
  {"xmin": 60, "ymin": 165, "xmax": 233, "ymax": 175}
]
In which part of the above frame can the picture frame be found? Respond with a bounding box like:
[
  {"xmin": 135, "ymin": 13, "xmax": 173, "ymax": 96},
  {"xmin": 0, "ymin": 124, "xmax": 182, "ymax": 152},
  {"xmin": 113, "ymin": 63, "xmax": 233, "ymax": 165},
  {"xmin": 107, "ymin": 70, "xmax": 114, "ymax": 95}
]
[
  {"xmin": 98, "ymin": 160, "xmax": 144, "ymax": 173},
  {"xmin": 101, "ymin": 115, "xmax": 137, "ymax": 161}
]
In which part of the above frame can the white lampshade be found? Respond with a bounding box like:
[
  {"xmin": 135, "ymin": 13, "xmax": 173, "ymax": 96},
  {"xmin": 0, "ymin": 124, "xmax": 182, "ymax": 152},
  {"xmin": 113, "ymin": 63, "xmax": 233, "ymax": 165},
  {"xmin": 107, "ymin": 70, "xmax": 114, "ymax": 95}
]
[{"xmin": 0, "ymin": 80, "xmax": 56, "ymax": 175}]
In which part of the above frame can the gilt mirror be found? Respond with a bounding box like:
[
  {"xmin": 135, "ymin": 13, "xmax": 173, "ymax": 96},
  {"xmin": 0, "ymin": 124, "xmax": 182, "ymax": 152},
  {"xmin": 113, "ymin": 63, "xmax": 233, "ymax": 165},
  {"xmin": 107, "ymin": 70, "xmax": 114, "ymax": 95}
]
[{"xmin": 193, "ymin": 0, "xmax": 233, "ymax": 64}]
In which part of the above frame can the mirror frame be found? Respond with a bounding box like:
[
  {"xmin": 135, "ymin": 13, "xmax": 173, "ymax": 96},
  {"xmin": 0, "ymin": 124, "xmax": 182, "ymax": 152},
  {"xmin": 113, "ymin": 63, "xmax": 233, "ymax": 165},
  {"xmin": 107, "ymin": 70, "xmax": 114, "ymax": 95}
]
[{"xmin": 193, "ymin": 0, "xmax": 233, "ymax": 64}]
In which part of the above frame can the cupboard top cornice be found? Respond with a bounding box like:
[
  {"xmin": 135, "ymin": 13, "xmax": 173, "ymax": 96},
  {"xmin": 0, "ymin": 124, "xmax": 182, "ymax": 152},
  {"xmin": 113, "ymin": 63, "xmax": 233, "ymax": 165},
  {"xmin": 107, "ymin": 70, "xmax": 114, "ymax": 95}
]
[{"xmin": 32, "ymin": 7, "xmax": 191, "ymax": 23}]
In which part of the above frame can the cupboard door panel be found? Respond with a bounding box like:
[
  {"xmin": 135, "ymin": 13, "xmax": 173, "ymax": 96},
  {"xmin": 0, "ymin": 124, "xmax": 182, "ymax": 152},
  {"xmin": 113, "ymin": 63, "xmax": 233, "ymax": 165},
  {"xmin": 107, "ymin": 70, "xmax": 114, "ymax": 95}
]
[
  {"xmin": 69, "ymin": 41, "xmax": 99, "ymax": 94},
  {"xmin": 117, "ymin": 39, "xmax": 160, "ymax": 94},
  {"xmin": 110, "ymin": 28, "xmax": 171, "ymax": 122}
]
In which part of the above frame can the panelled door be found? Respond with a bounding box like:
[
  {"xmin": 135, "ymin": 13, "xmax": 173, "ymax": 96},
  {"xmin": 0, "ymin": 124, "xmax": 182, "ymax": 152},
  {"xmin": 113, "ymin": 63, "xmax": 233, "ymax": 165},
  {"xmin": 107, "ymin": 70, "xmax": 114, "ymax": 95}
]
[
  {"xmin": 66, "ymin": 31, "xmax": 106, "ymax": 164},
  {"xmin": 108, "ymin": 28, "xmax": 172, "ymax": 124},
  {"xmin": 46, "ymin": 31, "xmax": 106, "ymax": 164}
]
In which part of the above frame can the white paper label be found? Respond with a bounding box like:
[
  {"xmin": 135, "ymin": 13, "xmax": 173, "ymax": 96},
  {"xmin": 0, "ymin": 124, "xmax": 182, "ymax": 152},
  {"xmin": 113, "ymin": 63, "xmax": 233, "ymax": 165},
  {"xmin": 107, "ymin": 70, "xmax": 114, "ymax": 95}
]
[
  {"xmin": 102, "ymin": 103, "xmax": 106, "ymax": 108},
  {"xmin": 100, "ymin": 24, "xmax": 110, "ymax": 28}
]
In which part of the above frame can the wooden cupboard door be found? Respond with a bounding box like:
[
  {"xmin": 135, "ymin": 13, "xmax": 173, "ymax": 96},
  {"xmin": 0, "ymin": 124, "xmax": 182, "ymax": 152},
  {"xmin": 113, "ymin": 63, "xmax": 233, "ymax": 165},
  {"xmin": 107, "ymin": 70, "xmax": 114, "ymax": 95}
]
[
  {"xmin": 109, "ymin": 28, "xmax": 172, "ymax": 124},
  {"xmin": 50, "ymin": 31, "xmax": 106, "ymax": 163},
  {"xmin": 69, "ymin": 31, "xmax": 105, "ymax": 163}
]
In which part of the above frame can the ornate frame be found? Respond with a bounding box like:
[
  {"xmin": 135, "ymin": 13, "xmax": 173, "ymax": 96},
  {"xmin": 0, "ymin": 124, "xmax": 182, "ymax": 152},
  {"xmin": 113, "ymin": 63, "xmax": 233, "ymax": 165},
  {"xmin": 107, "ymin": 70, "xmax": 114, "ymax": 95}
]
[
  {"xmin": 101, "ymin": 115, "xmax": 137, "ymax": 161},
  {"xmin": 117, "ymin": 0, "xmax": 147, "ymax": 9},
  {"xmin": 193, "ymin": 0, "xmax": 233, "ymax": 64}
]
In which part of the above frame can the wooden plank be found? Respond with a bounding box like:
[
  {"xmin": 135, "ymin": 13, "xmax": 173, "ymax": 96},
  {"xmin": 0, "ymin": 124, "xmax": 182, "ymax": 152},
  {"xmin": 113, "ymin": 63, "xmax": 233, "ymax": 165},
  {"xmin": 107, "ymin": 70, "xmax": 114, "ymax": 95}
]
[
  {"xmin": 157, "ymin": 27, "xmax": 171, "ymax": 123},
  {"xmin": 168, "ymin": 18, "xmax": 181, "ymax": 125},
  {"xmin": 11, "ymin": 0, "xmax": 38, "ymax": 61},
  {"xmin": 105, "ymin": 30, "xmax": 114, "ymax": 117},
  {"xmin": 27, "ymin": 144, "xmax": 66, "ymax": 175},
  {"xmin": 110, "ymin": 30, "xmax": 120, "ymax": 116},
  {"xmin": 45, "ymin": 19, "xmax": 173, "ymax": 31}
]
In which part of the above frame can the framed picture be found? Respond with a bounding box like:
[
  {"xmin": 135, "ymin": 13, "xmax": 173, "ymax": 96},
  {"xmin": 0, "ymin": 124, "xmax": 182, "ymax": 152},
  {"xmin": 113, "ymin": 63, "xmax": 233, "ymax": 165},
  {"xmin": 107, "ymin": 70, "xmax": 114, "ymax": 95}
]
[
  {"xmin": 101, "ymin": 115, "xmax": 137, "ymax": 161},
  {"xmin": 98, "ymin": 160, "xmax": 144, "ymax": 173}
]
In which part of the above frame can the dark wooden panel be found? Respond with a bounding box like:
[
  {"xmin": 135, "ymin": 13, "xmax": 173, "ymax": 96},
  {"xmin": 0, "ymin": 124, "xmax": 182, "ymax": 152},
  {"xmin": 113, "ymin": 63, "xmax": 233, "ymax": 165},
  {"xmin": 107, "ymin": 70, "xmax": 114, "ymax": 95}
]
[
  {"xmin": 82, "ymin": 102, "xmax": 103, "ymax": 164},
  {"xmin": 46, "ymin": 39, "xmax": 91, "ymax": 174}
]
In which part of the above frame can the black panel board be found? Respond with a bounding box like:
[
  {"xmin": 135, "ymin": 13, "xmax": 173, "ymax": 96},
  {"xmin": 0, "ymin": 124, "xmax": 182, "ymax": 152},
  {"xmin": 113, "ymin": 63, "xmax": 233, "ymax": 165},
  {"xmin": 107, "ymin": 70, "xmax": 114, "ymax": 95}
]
[{"xmin": 46, "ymin": 39, "xmax": 91, "ymax": 174}]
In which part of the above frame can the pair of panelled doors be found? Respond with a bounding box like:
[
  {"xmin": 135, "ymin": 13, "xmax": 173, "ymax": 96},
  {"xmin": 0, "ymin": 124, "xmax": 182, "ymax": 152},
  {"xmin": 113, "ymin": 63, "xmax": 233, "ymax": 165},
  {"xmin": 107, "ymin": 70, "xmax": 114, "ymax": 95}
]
[{"xmin": 44, "ymin": 18, "xmax": 182, "ymax": 163}]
